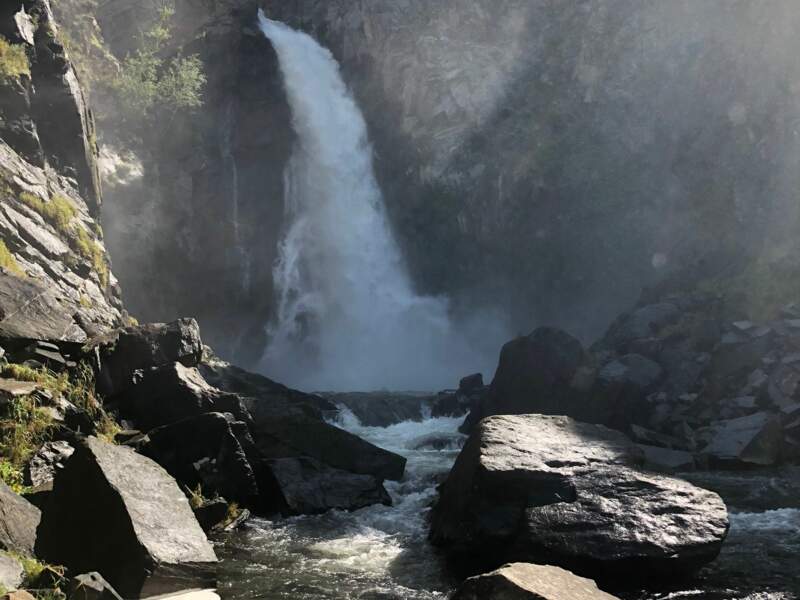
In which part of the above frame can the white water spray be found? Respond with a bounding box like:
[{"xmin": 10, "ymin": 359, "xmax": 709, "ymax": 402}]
[{"xmin": 258, "ymin": 12, "xmax": 502, "ymax": 391}]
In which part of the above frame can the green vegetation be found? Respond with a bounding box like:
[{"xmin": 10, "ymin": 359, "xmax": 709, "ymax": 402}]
[
  {"xmin": 17, "ymin": 192, "xmax": 109, "ymax": 288},
  {"xmin": 18, "ymin": 193, "xmax": 76, "ymax": 236},
  {"xmin": 0, "ymin": 362, "xmax": 120, "ymax": 490},
  {"xmin": 112, "ymin": 6, "xmax": 206, "ymax": 122},
  {"xmin": 0, "ymin": 240, "xmax": 25, "ymax": 277},
  {"xmin": 2, "ymin": 551, "xmax": 65, "ymax": 593},
  {"xmin": 0, "ymin": 36, "xmax": 30, "ymax": 82}
]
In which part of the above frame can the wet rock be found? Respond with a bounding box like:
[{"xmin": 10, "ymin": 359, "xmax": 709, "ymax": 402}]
[
  {"xmin": 141, "ymin": 412, "xmax": 259, "ymax": 506},
  {"xmin": 0, "ymin": 480, "xmax": 40, "ymax": 556},
  {"xmin": 452, "ymin": 562, "xmax": 620, "ymax": 600},
  {"xmin": 118, "ymin": 362, "xmax": 247, "ymax": 430},
  {"xmin": 67, "ymin": 572, "xmax": 123, "ymax": 600},
  {"xmin": 701, "ymin": 412, "xmax": 783, "ymax": 467},
  {"xmin": 711, "ymin": 333, "xmax": 773, "ymax": 380},
  {"xmin": 637, "ymin": 444, "xmax": 695, "ymax": 472},
  {"xmin": 36, "ymin": 436, "xmax": 217, "ymax": 598},
  {"xmin": 431, "ymin": 414, "xmax": 728, "ymax": 579},
  {"xmin": 262, "ymin": 456, "xmax": 391, "ymax": 515},
  {"xmin": 630, "ymin": 424, "xmax": 688, "ymax": 450},
  {"xmin": 328, "ymin": 392, "xmax": 430, "ymax": 427},
  {"xmin": 96, "ymin": 318, "xmax": 203, "ymax": 396},
  {"xmin": 767, "ymin": 365, "xmax": 800, "ymax": 411},
  {"xmin": 249, "ymin": 413, "xmax": 406, "ymax": 481},
  {"xmin": 0, "ymin": 554, "xmax": 24, "ymax": 591},
  {"xmin": 192, "ymin": 498, "xmax": 230, "ymax": 533},
  {"xmin": 24, "ymin": 440, "xmax": 74, "ymax": 487}
]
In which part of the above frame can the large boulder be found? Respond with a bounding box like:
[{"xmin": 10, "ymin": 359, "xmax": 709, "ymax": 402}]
[
  {"xmin": 431, "ymin": 415, "xmax": 728, "ymax": 579},
  {"xmin": 462, "ymin": 328, "xmax": 587, "ymax": 431},
  {"xmin": 141, "ymin": 412, "xmax": 259, "ymax": 507},
  {"xmin": 0, "ymin": 554, "xmax": 24, "ymax": 591},
  {"xmin": 0, "ymin": 480, "xmax": 40, "ymax": 556},
  {"xmin": 700, "ymin": 412, "xmax": 783, "ymax": 467},
  {"xmin": 261, "ymin": 457, "xmax": 391, "ymax": 515},
  {"xmin": 452, "ymin": 563, "xmax": 620, "ymax": 600},
  {"xmin": 327, "ymin": 392, "xmax": 431, "ymax": 427},
  {"xmin": 247, "ymin": 412, "xmax": 406, "ymax": 482},
  {"xmin": 117, "ymin": 362, "xmax": 247, "ymax": 431},
  {"xmin": 36, "ymin": 437, "xmax": 217, "ymax": 598},
  {"xmin": 95, "ymin": 319, "xmax": 203, "ymax": 397}
]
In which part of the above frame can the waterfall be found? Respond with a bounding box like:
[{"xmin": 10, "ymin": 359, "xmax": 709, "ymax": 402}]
[
  {"xmin": 222, "ymin": 101, "xmax": 250, "ymax": 294},
  {"xmin": 258, "ymin": 12, "xmax": 500, "ymax": 391}
]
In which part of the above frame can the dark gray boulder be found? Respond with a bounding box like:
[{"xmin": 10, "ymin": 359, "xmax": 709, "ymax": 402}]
[
  {"xmin": 36, "ymin": 436, "xmax": 217, "ymax": 598},
  {"xmin": 117, "ymin": 362, "xmax": 248, "ymax": 431},
  {"xmin": 67, "ymin": 572, "xmax": 123, "ymax": 600},
  {"xmin": 24, "ymin": 440, "xmax": 74, "ymax": 487},
  {"xmin": 701, "ymin": 412, "xmax": 783, "ymax": 467},
  {"xmin": 327, "ymin": 392, "xmax": 431, "ymax": 427},
  {"xmin": 0, "ymin": 480, "xmax": 40, "ymax": 556},
  {"xmin": 141, "ymin": 412, "xmax": 259, "ymax": 507},
  {"xmin": 0, "ymin": 553, "xmax": 24, "ymax": 591},
  {"xmin": 95, "ymin": 318, "xmax": 203, "ymax": 397},
  {"xmin": 603, "ymin": 303, "xmax": 680, "ymax": 351},
  {"xmin": 247, "ymin": 413, "xmax": 406, "ymax": 482},
  {"xmin": 431, "ymin": 414, "xmax": 728, "ymax": 579},
  {"xmin": 452, "ymin": 563, "xmax": 620, "ymax": 600},
  {"xmin": 596, "ymin": 354, "xmax": 663, "ymax": 391},
  {"xmin": 262, "ymin": 457, "xmax": 391, "ymax": 515},
  {"xmin": 462, "ymin": 328, "xmax": 587, "ymax": 431}
]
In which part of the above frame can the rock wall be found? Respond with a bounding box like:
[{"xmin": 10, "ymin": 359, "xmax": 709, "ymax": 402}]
[
  {"xmin": 0, "ymin": 0, "xmax": 122, "ymax": 343},
  {"xmin": 79, "ymin": 0, "xmax": 800, "ymax": 364}
]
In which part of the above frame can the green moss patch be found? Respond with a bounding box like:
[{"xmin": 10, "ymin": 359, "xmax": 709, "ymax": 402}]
[
  {"xmin": 0, "ymin": 36, "xmax": 30, "ymax": 82},
  {"xmin": 0, "ymin": 240, "xmax": 25, "ymax": 277}
]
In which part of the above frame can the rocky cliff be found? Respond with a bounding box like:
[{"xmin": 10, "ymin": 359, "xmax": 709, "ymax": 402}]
[
  {"xmin": 60, "ymin": 0, "xmax": 800, "ymax": 364},
  {"xmin": 0, "ymin": 0, "xmax": 122, "ymax": 343}
]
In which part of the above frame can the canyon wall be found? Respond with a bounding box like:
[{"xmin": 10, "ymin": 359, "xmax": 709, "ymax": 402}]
[{"xmin": 81, "ymin": 0, "xmax": 800, "ymax": 363}]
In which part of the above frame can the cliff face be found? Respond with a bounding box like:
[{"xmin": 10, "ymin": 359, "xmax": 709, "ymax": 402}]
[
  {"xmin": 0, "ymin": 0, "xmax": 122, "ymax": 343},
  {"xmin": 69, "ymin": 0, "xmax": 800, "ymax": 363},
  {"xmin": 264, "ymin": 0, "xmax": 800, "ymax": 339}
]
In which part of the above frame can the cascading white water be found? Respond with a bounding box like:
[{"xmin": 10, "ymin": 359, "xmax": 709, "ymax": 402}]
[{"xmin": 258, "ymin": 12, "xmax": 502, "ymax": 391}]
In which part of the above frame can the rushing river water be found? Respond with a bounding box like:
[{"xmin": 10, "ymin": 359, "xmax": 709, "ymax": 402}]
[
  {"xmin": 216, "ymin": 409, "xmax": 463, "ymax": 599},
  {"xmin": 216, "ymin": 410, "xmax": 800, "ymax": 600}
]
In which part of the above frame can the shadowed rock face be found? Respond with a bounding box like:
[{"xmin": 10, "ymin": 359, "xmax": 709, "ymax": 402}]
[
  {"xmin": 36, "ymin": 437, "xmax": 217, "ymax": 598},
  {"xmin": 431, "ymin": 414, "xmax": 729, "ymax": 581}
]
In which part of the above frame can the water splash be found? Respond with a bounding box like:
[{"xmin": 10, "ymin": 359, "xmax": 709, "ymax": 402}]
[{"xmin": 258, "ymin": 11, "xmax": 504, "ymax": 391}]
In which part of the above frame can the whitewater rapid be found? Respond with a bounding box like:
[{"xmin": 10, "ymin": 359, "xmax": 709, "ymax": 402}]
[{"xmin": 257, "ymin": 12, "xmax": 506, "ymax": 392}]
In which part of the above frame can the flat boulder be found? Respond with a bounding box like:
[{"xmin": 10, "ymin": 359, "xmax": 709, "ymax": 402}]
[
  {"xmin": 431, "ymin": 415, "xmax": 728, "ymax": 579},
  {"xmin": 262, "ymin": 457, "xmax": 391, "ymax": 515},
  {"xmin": 701, "ymin": 412, "xmax": 783, "ymax": 467},
  {"xmin": 36, "ymin": 437, "xmax": 217, "ymax": 598},
  {"xmin": 452, "ymin": 563, "xmax": 620, "ymax": 600},
  {"xmin": 0, "ymin": 480, "xmax": 40, "ymax": 556},
  {"xmin": 248, "ymin": 411, "xmax": 406, "ymax": 481}
]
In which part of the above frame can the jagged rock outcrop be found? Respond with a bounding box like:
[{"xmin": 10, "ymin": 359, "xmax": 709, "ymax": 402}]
[
  {"xmin": 452, "ymin": 563, "xmax": 620, "ymax": 600},
  {"xmin": 0, "ymin": 0, "xmax": 121, "ymax": 345},
  {"xmin": 431, "ymin": 415, "xmax": 729, "ymax": 579},
  {"xmin": 0, "ymin": 480, "xmax": 40, "ymax": 556},
  {"xmin": 36, "ymin": 437, "xmax": 218, "ymax": 598}
]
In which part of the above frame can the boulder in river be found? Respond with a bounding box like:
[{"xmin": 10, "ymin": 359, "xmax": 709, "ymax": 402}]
[
  {"xmin": 0, "ymin": 480, "xmax": 40, "ymax": 556},
  {"xmin": 431, "ymin": 414, "xmax": 728, "ymax": 579},
  {"xmin": 36, "ymin": 436, "xmax": 217, "ymax": 598},
  {"xmin": 141, "ymin": 412, "xmax": 259, "ymax": 506},
  {"xmin": 701, "ymin": 412, "xmax": 783, "ymax": 467},
  {"xmin": 262, "ymin": 456, "xmax": 391, "ymax": 515},
  {"xmin": 452, "ymin": 562, "xmax": 620, "ymax": 600},
  {"xmin": 327, "ymin": 392, "xmax": 430, "ymax": 427}
]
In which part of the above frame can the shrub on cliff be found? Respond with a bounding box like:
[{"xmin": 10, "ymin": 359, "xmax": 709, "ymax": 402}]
[{"xmin": 0, "ymin": 37, "xmax": 30, "ymax": 82}]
